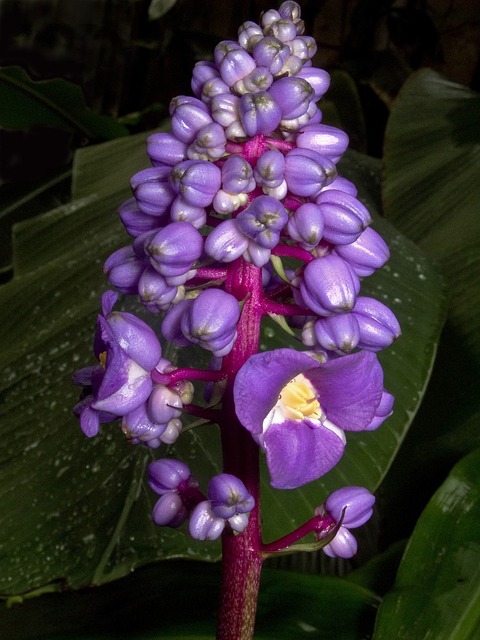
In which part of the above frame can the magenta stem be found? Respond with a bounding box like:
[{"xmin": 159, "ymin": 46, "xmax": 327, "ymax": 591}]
[
  {"xmin": 151, "ymin": 367, "xmax": 227, "ymax": 386},
  {"xmin": 272, "ymin": 244, "xmax": 315, "ymax": 263},
  {"xmin": 261, "ymin": 298, "xmax": 308, "ymax": 317},
  {"xmin": 195, "ymin": 266, "xmax": 228, "ymax": 281},
  {"xmin": 261, "ymin": 514, "xmax": 335, "ymax": 554},
  {"xmin": 215, "ymin": 258, "xmax": 264, "ymax": 640}
]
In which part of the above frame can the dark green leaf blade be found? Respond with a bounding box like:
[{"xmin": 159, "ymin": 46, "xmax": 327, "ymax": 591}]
[
  {"xmin": 0, "ymin": 66, "xmax": 128, "ymax": 140},
  {"xmin": 373, "ymin": 447, "xmax": 480, "ymax": 640}
]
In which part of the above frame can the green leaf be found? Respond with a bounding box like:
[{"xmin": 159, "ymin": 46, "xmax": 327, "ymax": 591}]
[
  {"xmin": 379, "ymin": 71, "xmax": 480, "ymax": 531},
  {"xmin": 0, "ymin": 562, "xmax": 378, "ymax": 639},
  {"xmin": 373, "ymin": 447, "xmax": 480, "ymax": 640},
  {"xmin": 0, "ymin": 135, "xmax": 445, "ymax": 595},
  {"xmin": 383, "ymin": 69, "xmax": 480, "ymax": 256},
  {"xmin": 0, "ymin": 66, "xmax": 128, "ymax": 140}
]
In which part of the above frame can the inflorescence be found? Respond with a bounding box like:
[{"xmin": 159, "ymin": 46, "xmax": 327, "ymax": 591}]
[{"xmin": 73, "ymin": 1, "xmax": 400, "ymax": 558}]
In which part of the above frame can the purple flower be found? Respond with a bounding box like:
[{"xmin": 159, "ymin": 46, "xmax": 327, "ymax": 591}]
[
  {"xmin": 73, "ymin": 292, "xmax": 161, "ymax": 437},
  {"xmin": 286, "ymin": 202, "xmax": 324, "ymax": 249},
  {"xmin": 315, "ymin": 486, "xmax": 375, "ymax": 558},
  {"xmin": 234, "ymin": 348, "xmax": 389, "ymax": 489}
]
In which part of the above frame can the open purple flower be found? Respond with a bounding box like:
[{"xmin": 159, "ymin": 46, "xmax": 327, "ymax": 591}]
[
  {"xmin": 233, "ymin": 348, "xmax": 390, "ymax": 489},
  {"xmin": 73, "ymin": 291, "xmax": 162, "ymax": 438}
]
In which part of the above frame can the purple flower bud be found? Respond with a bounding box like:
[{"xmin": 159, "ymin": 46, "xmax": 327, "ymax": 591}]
[
  {"xmin": 313, "ymin": 313, "xmax": 360, "ymax": 353},
  {"xmin": 295, "ymin": 124, "xmax": 349, "ymax": 163},
  {"xmin": 213, "ymin": 190, "xmax": 249, "ymax": 214},
  {"xmin": 286, "ymin": 202, "xmax": 324, "ymax": 248},
  {"xmin": 160, "ymin": 418, "xmax": 183, "ymax": 444},
  {"xmin": 214, "ymin": 40, "xmax": 243, "ymax": 66},
  {"xmin": 261, "ymin": 9, "xmax": 282, "ymax": 29},
  {"xmin": 221, "ymin": 155, "xmax": 255, "ymax": 194},
  {"xmin": 201, "ymin": 77, "xmax": 231, "ymax": 103},
  {"xmin": 181, "ymin": 288, "xmax": 240, "ymax": 356},
  {"xmin": 145, "ymin": 221, "xmax": 203, "ymax": 279},
  {"xmin": 316, "ymin": 190, "xmax": 371, "ymax": 245},
  {"xmin": 266, "ymin": 18, "xmax": 298, "ymax": 43},
  {"xmin": 238, "ymin": 21, "xmax": 264, "ymax": 51},
  {"xmin": 153, "ymin": 493, "xmax": 188, "ymax": 527},
  {"xmin": 131, "ymin": 167, "xmax": 176, "ymax": 216},
  {"xmin": 239, "ymin": 91, "xmax": 282, "ymax": 136},
  {"xmin": 191, "ymin": 61, "xmax": 219, "ymax": 97},
  {"xmin": 243, "ymin": 242, "xmax": 272, "ymax": 268},
  {"xmin": 170, "ymin": 195, "xmax": 207, "ymax": 229},
  {"xmin": 148, "ymin": 458, "xmax": 191, "ymax": 495},
  {"xmin": 254, "ymin": 149, "xmax": 285, "ymax": 189},
  {"xmin": 189, "ymin": 501, "xmax": 225, "ymax": 540},
  {"xmin": 147, "ymin": 132, "xmax": 188, "ymax": 166},
  {"xmin": 322, "ymin": 526, "xmax": 358, "ymax": 558},
  {"xmin": 161, "ymin": 299, "xmax": 193, "ymax": 347},
  {"xmin": 268, "ymin": 77, "xmax": 314, "ymax": 120},
  {"xmin": 325, "ymin": 486, "xmax": 375, "ymax": 528},
  {"xmin": 208, "ymin": 473, "xmax": 255, "ymax": 519},
  {"xmin": 352, "ymin": 297, "xmax": 401, "ymax": 351},
  {"xmin": 236, "ymin": 66, "xmax": 273, "ymax": 94},
  {"xmin": 118, "ymin": 198, "xmax": 162, "ymax": 238},
  {"xmin": 290, "ymin": 35, "xmax": 317, "ymax": 61},
  {"xmin": 148, "ymin": 384, "xmax": 183, "ymax": 426},
  {"xmin": 170, "ymin": 100, "xmax": 213, "ymax": 143},
  {"xmin": 103, "ymin": 246, "xmax": 144, "ymax": 294},
  {"xmin": 296, "ymin": 67, "xmax": 330, "ymax": 100},
  {"xmin": 170, "ymin": 160, "xmax": 221, "ymax": 207},
  {"xmin": 236, "ymin": 195, "xmax": 288, "ymax": 249},
  {"xmin": 300, "ymin": 254, "xmax": 360, "ymax": 316},
  {"xmin": 138, "ymin": 267, "xmax": 179, "ymax": 311},
  {"xmin": 281, "ymin": 100, "xmax": 322, "ymax": 133},
  {"xmin": 187, "ymin": 122, "xmax": 226, "ymax": 161},
  {"xmin": 320, "ymin": 175, "xmax": 358, "ymax": 197},
  {"xmin": 220, "ymin": 48, "xmax": 257, "ymax": 86},
  {"xmin": 285, "ymin": 148, "xmax": 337, "ymax": 197},
  {"xmin": 278, "ymin": 1, "xmax": 302, "ymax": 22},
  {"xmin": 122, "ymin": 403, "xmax": 167, "ymax": 447},
  {"xmin": 211, "ymin": 93, "xmax": 242, "ymax": 128},
  {"xmin": 333, "ymin": 227, "xmax": 390, "ymax": 277},
  {"xmin": 204, "ymin": 219, "xmax": 249, "ymax": 263},
  {"xmin": 252, "ymin": 36, "xmax": 291, "ymax": 76}
]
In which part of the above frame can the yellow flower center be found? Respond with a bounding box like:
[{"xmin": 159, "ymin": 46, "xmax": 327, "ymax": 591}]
[
  {"xmin": 279, "ymin": 374, "xmax": 323, "ymax": 421},
  {"xmin": 99, "ymin": 351, "xmax": 107, "ymax": 368}
]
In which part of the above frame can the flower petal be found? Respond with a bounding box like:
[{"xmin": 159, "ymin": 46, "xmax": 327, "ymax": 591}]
[
  {"xmin": 263, "ymin": 419, "xmax": 345, "ymax": 489},
  {"xmin": 234, "ymin": 348, "xmax": 319, "ymax": 435},
  {"xmin": 304, "ymin": 351, "xmax": 384, "ymax": 430}
]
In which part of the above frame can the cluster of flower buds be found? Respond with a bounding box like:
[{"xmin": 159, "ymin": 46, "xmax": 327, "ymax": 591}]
[
  {"xmin": 74, "ymin": 2, "xmax": 400, "ymax": 554},
  {"xmin": 148, "ymin": 459, "xmax": 255, "ymax": 540}
]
